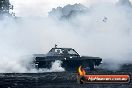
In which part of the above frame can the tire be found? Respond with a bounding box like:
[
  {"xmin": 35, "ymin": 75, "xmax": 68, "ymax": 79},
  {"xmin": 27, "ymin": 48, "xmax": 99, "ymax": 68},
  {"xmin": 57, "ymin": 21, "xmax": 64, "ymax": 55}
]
[{"xmin": 89, "ymin": 61, "xmax": 95, "ymax": 70}]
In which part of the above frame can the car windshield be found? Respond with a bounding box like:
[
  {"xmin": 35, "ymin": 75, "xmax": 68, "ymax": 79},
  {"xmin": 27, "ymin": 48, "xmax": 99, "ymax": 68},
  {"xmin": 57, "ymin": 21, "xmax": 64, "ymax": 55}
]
[{"xmin": 67, "ymin": 49, "xmax": 78, "ymax": 55}]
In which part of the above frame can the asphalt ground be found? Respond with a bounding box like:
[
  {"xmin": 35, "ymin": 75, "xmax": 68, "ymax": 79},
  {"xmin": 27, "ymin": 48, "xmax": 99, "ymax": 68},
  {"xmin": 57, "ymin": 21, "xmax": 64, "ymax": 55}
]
[{"xmin": 0, "ymin": 64, "xmax": 132, "ymax": 88}]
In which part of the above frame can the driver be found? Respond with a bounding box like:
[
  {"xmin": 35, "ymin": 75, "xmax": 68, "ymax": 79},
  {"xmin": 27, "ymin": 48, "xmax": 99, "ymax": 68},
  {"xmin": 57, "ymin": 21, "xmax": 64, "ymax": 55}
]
[{"xmin": 63, "ymin": 50, "xmax": 68, "ymax": 55}]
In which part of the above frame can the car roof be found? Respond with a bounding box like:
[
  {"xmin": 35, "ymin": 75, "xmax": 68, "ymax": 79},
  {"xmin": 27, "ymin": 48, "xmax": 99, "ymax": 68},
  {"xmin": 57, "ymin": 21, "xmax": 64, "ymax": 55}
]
[{"xmin": 51, "ymin": 48, "xmax": 73, "ymax": 50}]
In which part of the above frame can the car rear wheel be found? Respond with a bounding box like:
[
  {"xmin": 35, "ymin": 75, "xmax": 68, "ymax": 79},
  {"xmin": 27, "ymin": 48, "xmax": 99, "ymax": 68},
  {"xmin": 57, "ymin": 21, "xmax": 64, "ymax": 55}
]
[{"xmin": 89, "ymin": 61, "xmax": 95, "ymax": 70}]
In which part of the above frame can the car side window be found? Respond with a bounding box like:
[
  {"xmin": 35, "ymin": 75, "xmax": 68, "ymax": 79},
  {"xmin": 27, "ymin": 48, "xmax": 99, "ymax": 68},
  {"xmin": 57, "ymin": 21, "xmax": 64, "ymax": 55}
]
[{"xmin": 54, "ymin": 49, "xmax": 62, "ymax": 54}]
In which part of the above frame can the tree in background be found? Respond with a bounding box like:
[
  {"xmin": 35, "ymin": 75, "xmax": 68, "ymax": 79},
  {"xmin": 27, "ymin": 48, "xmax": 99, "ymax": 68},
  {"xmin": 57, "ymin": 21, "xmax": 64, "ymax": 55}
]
[{"xmin": 0, "ymin": 0, "xmax": 14, "ymax": 17}]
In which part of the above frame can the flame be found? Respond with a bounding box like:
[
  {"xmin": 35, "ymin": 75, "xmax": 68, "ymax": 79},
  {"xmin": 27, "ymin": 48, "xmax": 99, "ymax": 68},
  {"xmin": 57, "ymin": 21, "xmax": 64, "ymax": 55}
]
[{"xmin": 78, "ymin": 66, "xmax": 86, "ymax": 76}]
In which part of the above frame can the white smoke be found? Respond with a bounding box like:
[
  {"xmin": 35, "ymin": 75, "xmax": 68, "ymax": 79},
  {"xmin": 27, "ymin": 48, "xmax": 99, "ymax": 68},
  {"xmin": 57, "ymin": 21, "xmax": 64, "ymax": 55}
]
[
  {"xmin": 0, "ymin": 0, "xmax": 132, "ymax": 72},
  {"xmin": 36, "ymin": 60, "xmax": 65, "ymax": 73},
  {"xmin": 0, "ymin": 16, "xmax": 66, "ymax": 73},
  {"xmin": 10, "ymin": 0, "xmax": 117, "ymax": 17}
]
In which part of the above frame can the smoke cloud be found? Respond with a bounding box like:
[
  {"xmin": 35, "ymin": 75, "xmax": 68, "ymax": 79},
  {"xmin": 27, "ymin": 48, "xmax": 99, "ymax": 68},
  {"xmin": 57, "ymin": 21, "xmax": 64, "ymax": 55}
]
[{"xmin": 0, "ymin": 0, "xmax": 132, "ymax": 72}]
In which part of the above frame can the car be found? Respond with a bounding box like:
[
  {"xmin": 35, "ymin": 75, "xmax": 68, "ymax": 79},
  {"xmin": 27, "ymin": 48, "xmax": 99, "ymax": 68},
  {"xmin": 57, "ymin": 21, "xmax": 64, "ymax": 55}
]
[{"xmin": 33, "ymin": 45, "xmax": 102, "ymax": 71}]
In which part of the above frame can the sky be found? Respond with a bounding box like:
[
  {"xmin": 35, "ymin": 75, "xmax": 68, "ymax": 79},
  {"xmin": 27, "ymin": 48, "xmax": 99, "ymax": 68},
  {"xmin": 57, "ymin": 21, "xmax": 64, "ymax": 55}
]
[{"xmin": 10, "ymin": 0, "xmax": 118, "ymax": 17}]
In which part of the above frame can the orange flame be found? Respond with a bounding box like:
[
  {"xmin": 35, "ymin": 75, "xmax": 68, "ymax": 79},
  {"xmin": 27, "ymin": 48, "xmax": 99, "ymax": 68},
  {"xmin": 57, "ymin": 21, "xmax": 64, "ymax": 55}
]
[{"xmin": 78, "ymin": 66, "xmax": 86, "ymax": 76}]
